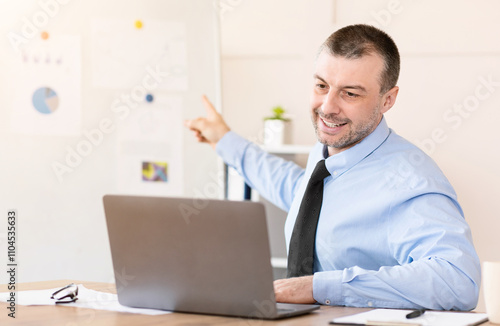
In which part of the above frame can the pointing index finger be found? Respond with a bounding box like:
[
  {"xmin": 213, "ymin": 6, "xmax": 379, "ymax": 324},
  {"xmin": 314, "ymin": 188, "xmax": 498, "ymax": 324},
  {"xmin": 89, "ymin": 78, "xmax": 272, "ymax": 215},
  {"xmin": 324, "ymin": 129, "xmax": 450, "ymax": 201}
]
[{"xmin": 201, "ymin": 95, "xmax": 218, "ymax": 117}]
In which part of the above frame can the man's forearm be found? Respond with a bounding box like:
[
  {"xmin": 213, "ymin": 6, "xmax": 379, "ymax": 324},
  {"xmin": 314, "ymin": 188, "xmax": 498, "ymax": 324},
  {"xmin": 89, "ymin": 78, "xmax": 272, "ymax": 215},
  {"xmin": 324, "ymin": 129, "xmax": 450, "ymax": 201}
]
[
  {"xmin": 312, "ymin": 258, "xmax": 479, "ymax": 310},
  {"xmin": 216, "ymin": 131, "xmax": 305, "ymax": 211}
]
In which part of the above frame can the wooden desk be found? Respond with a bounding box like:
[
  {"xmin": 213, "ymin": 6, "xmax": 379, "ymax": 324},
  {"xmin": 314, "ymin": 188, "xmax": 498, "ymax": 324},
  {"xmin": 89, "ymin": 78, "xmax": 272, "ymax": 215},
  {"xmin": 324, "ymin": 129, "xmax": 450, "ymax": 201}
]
[{"xmin": 0, "ymin": 280, "xmax": 491, "ymax": 325}]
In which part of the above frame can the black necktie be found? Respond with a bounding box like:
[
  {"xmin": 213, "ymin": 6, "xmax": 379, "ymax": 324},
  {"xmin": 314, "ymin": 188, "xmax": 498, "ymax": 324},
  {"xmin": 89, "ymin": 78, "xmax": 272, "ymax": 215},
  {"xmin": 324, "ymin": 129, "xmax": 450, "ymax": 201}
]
[{"xmin": 287, "ymin": 159, "xmax": 330, "ymax": 277}]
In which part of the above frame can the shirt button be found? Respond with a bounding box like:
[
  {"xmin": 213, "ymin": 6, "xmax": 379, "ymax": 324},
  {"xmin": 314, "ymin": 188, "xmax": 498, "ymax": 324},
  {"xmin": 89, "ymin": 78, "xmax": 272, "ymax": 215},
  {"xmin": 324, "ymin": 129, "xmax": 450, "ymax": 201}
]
[
  {"xmin": 368, "ymin": 301, "xmax": 373, "ymax": 307},
  {"xmin": 325, "ymin": 299, "xmax": 331, "ymax": 305},
  {"xmin": 333, "ymin": 171, "xmax": 338, "ymax": 176}
]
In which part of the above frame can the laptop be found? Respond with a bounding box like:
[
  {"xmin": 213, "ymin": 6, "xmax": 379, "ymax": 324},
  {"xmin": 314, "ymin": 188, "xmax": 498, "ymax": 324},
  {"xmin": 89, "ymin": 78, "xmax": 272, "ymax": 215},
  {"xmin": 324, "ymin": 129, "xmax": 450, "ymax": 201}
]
[{"xmin": 103, "ymin": 194, "xmax": 319, "ymax": 319}]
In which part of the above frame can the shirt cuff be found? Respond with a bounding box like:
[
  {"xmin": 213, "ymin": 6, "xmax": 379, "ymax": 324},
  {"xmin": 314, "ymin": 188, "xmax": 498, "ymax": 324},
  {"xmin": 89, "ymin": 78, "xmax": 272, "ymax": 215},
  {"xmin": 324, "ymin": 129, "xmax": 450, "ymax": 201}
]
[
  {"xmin": 215, "ymin": 131, "xmax": 251, "ymax": 169},
  {"xmin": 313, "ymin": 270, "xmax": 343, "ymax": 305}
]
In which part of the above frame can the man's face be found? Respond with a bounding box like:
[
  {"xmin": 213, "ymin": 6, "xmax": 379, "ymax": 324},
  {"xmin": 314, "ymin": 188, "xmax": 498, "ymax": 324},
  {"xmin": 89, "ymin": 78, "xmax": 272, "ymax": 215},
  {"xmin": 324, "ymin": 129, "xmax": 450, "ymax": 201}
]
[{"xmin": 310, "ymin": 51, "xmax": 397, "ymax": 156}]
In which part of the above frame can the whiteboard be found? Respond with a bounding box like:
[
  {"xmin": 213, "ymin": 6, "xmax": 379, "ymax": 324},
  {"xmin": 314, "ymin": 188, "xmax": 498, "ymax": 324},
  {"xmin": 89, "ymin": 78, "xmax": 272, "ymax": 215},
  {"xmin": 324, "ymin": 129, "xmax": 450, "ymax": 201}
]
[{"xmin": 0, "ymin": 0, "xmax": 221, "ymax": 283}]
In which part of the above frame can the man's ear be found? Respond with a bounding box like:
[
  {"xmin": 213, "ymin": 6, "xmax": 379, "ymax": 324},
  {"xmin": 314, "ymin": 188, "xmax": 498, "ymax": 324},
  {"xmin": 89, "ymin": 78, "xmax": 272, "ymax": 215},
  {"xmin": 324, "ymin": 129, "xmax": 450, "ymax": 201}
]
[{"xmin": 380, "ymin": 86, "xmax": 399, "ymax": 114}]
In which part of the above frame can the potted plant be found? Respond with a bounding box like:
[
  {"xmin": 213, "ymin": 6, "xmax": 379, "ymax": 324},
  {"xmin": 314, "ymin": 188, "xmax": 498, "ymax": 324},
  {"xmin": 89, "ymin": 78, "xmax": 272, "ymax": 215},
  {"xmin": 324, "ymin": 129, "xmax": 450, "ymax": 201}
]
[{"xmin": 263, "ymin": 106, "xmax": 290, "ymax": 146}]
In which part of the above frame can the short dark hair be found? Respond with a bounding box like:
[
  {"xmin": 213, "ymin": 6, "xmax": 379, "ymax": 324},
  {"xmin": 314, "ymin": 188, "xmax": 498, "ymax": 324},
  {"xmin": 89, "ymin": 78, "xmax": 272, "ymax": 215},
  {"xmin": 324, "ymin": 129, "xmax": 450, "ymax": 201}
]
[{"xmin": 320, "ymin": 24, "xmax": 400, "ymax": 94}]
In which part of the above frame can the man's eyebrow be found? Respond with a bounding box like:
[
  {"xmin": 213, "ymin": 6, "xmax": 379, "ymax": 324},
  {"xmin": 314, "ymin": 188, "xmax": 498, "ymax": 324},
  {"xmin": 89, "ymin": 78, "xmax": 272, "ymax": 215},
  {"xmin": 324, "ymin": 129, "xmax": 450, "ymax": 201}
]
[
  {"xmin": 341, "ymin": 84, "xmax": 367, "ymax": 93},
  {"xmin": 313, "ymin": 74, "xmax": 368, "ymax": 93},
  {"xmin": 313, "ymin": 74, "xmax": 326, "ymax": 83}
]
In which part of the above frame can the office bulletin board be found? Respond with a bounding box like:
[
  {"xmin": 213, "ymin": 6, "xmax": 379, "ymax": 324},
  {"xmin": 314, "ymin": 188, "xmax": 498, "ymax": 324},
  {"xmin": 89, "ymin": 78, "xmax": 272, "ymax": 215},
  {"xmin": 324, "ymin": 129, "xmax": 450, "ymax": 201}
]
[{"xmin": 0, "ymin": 0, "xmax": 221, "ymax": 283}]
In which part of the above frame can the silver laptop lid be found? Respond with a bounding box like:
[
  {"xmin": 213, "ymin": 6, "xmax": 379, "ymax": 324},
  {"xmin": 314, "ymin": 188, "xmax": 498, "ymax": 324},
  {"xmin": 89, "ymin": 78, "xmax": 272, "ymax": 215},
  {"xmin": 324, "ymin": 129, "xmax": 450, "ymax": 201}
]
[{"xmin": 103, "ymin": 195, "xmax": 279, "ymax": 318}]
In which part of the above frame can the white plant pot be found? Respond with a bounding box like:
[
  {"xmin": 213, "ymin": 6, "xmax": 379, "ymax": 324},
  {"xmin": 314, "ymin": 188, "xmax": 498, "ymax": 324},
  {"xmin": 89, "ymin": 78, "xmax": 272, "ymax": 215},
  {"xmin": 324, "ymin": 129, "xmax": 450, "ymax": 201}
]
[{"xmin": 263, "ymin": 119, "xmax": 287, "ymax": 146}]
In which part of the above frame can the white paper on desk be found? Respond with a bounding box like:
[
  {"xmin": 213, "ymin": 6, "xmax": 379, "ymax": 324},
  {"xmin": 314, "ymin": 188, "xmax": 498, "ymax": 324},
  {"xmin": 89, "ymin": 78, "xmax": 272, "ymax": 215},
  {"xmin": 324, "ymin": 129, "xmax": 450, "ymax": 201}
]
[
  {"xmin": 0, "ymin": 284, "xmax": 171, "ymax": 315},
  {"xmin": 332, "ymin": 309, "xmax": 488, "ymax": 326}
]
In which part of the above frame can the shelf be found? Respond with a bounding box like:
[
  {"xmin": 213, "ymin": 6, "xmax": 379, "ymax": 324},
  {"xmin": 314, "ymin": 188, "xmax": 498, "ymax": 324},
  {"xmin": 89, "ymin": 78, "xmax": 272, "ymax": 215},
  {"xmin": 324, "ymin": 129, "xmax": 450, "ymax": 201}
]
[{"xmin": 271, "ymin": 257, "xmax": 287, "ymax": 269}]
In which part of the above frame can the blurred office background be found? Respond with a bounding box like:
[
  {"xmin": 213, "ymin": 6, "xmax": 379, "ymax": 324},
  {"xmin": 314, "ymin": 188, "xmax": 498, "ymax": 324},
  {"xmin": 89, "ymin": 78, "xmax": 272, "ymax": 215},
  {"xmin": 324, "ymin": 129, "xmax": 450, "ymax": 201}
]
[{"xmin": 1, "ymin": 0, "xmax": 499, "ymax": 312}]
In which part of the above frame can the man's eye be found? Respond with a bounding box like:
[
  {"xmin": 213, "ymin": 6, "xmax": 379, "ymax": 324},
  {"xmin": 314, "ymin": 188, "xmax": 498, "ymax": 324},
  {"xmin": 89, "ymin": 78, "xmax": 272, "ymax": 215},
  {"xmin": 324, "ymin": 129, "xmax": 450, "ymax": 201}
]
[
  {"xmin": 316, "ymin": 83, "xmax": 327, "ymax": 89},
  {"xmin": 346, "ymin": 91, "xmax": 359, "ymax": 98}
]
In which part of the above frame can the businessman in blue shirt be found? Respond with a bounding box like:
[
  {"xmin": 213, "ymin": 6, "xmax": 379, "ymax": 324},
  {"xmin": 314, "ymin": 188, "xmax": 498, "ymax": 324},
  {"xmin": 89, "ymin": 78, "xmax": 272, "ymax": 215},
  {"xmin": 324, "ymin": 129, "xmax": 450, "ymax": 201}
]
[{"xmin": 185, "ymin": 24, "xmax": 480, "ymax": 310}]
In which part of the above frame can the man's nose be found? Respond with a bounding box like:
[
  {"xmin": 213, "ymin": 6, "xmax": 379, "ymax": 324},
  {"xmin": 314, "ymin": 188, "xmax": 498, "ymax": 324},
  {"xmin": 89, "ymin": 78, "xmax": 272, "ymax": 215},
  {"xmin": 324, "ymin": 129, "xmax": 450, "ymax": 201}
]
[{"xmin": 320, "ymin": 91, "xmax": 341, "ymax": 116}]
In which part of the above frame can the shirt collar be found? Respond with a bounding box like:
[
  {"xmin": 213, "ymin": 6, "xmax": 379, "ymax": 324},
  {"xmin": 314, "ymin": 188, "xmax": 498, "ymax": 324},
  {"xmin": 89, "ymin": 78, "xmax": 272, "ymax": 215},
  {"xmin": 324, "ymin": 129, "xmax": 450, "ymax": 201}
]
[{"xmin": 322, "ymin": 116, "xmax": 391, "ymax": 178}]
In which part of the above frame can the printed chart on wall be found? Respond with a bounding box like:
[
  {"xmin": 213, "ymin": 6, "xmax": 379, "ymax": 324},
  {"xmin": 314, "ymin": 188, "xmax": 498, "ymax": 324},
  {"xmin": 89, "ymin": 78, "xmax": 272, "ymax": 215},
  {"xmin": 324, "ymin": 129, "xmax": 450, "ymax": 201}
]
[
  {"xmin": 91, "ymin": 18, "xmax": 188, "ymax": 90},
  {"xmin": 9, "ymin": 34, "xmax": 82, "ymax": 135},
  {"xmin": 116, "ymin": 96, "xmax": 184, "ymax": 196}
]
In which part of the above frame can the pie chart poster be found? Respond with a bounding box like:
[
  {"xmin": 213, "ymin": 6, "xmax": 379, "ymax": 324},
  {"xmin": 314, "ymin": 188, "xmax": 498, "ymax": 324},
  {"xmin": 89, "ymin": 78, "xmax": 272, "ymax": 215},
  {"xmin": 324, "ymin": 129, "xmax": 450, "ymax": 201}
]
[{"xmin": 10, "ymin": 35, "xmax": 82, "ymax": 136}]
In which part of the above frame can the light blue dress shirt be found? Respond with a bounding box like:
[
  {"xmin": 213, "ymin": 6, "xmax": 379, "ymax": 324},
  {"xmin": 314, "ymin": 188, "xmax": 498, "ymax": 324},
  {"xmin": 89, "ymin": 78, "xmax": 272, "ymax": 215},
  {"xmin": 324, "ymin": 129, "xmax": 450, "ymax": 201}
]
[{"xmin": 216, "ymin": 117, "xmax": 480, "ymax": 310}]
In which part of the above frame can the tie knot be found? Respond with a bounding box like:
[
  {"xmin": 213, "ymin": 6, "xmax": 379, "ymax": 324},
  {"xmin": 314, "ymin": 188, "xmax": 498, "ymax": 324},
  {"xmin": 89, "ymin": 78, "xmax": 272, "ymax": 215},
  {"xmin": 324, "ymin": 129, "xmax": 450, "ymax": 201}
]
[{"xmin": 310, "ymin": 159, "xmax": 330, "ymax": 182}]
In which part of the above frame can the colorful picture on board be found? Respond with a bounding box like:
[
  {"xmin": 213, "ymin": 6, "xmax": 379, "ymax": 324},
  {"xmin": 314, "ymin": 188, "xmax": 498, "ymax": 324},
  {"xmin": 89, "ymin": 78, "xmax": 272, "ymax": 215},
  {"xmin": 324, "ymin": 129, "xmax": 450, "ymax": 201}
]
[{"xmin": 142, "ymin": 161, "xmax": 168, "ymax": 182}]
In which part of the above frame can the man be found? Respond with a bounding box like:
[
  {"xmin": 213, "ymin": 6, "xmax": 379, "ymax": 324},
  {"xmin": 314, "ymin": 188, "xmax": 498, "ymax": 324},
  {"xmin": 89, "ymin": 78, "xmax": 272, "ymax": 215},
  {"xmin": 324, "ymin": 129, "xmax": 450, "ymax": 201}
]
[{"xmin": 185, "ymin": 24, "xmax": 480, "ymax": 310}]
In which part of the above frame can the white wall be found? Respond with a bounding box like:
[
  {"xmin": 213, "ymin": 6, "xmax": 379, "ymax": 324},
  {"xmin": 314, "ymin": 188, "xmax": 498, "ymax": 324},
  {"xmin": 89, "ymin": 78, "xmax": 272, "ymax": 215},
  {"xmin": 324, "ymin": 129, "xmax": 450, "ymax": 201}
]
[{"xmin": 219, "ymin": 0, "xmax": 500, "ymax": 311}]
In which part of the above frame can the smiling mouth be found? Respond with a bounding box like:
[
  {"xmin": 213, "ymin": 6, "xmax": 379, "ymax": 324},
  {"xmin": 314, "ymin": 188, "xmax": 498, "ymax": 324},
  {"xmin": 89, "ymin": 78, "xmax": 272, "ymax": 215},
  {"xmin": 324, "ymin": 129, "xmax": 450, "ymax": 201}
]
[{"xmin": 320, "ymin": 117, "xmax": 348, "ymax": 128}]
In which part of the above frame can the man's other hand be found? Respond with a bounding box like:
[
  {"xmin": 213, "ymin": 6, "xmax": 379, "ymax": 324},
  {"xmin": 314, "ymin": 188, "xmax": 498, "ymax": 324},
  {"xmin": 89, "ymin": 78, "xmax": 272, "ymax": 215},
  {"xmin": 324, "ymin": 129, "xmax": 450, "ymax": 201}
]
[
  {"xmin": 273, "ymin": 276, "xmax": 315, "ymax": 304},
  {"xmin": 184, "ymin": 95, "xmax": 230, "ymax": 149}
]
